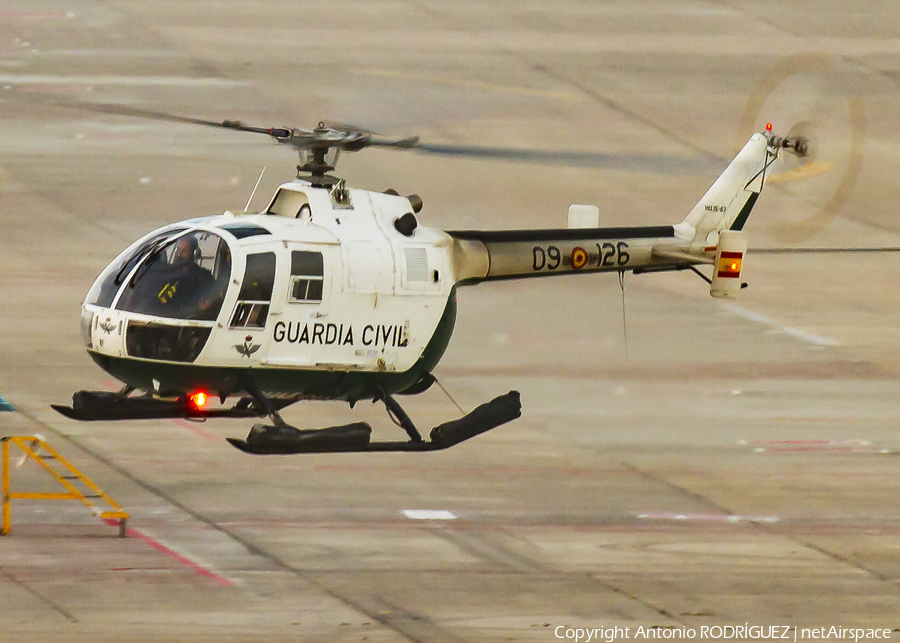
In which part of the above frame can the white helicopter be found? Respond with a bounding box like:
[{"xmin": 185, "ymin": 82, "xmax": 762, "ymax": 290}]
[{"xmin": 50, "ymin": 107, "xmax": 808, "ymax": 455}]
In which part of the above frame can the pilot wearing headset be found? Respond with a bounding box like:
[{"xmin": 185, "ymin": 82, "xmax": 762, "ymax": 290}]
[{"xmin": 157, "ymin": 235, "xmax": 214, "ymax": 313}]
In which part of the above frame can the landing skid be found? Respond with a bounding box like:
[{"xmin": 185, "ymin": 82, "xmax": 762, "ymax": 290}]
[
  {"xmin": 51, "ymin": 390, "xmax": 296, "ymax": 421},
  {"xmin": 52, "ymin": 388, "xmax": 522, "ymax": 455},
  {"xmin": 227, "ymin": 391, "xmax": 521, "ymax": 455}
]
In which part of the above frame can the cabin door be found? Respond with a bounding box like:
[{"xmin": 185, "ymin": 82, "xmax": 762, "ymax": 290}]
[{"xmin": 263, "ymin": 244, "xmax": 334, "ymax": 368}]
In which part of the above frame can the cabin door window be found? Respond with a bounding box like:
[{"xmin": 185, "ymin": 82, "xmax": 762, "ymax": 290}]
[{"xmin": 230, "ymin": 252, "xmax": 276, "ymax": 329}]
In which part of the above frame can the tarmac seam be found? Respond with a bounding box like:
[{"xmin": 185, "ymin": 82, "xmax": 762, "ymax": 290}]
[
  {"xmin": 0, "ymin": 566, "xmax": 78, "ymax": 622},
  {"xmin": 708, "ymin": 0, "xmax": 900, "ymax": 93},
  {"xmin": 404, "ymin": 0, "xmax": 726, "ymax": 166},
  {"xmin": 431, "ymin": 526, "xmax": 543, "ymax": 573},
  {"xmin": 430, "ymin": 525, "xmax": 692, "ymax": 627},
  {"xmin": 622, "ymin": 461, "xmax": 900, "ymax": 590},
  {"xmin": 16, "ymin": 409, "xmax": 463, "ymax": 643},
  {"xmin": 621, "ymin": 462, "xmax": 737, "ymax": 517},
  {"xmin": 598, "ymin": 582, "xmax": 683, "ymax": 625}
]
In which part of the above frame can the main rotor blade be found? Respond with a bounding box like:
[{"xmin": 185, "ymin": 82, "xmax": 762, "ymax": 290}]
[
  {"xmin": 2, "ymin": 90, "xmax": 296, "ymax": 138},
  {"xmin": 66, "ymin": 102, "xmax": 229, "ymax": 129},
  {"xmin": 403, "ymin": 141, "xmax": 717, "ymax": 174},
  {"xmin": 3, "ymin": 90, "xmax": 717, "ymax": 173},
  {"xmin": 10, "ymin": 92, "xmax": 232, "ymax": 129}
]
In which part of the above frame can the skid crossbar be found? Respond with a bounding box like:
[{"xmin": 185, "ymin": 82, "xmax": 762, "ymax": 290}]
[{"xmin": 1, "ymin": 435, "xmax": 128, "ymax": 537}]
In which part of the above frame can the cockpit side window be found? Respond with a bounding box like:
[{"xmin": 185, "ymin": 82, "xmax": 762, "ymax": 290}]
[
  {"xmin": 87, "ymin": 228, "xmax": 188, "ymax": 308},
  {"xmin": 289, "ymin": 251, "xmax": 324, "ymax": 303},
  {"xmin": 230, "ymin": 252, "xmax": 276, "ymax": 329},
  {"xmin": 116, "ymin": 231, "xmax": 231, "ymax": 322}
]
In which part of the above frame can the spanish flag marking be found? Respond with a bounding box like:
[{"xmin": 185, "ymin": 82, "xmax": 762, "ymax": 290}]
[
  {"xmin": 717, "ymin": 251, "xmax": 742, "ymax": 278},
  {"xmin": 571, "ymin": 246, "xmax": 588, "ymax": 270}
]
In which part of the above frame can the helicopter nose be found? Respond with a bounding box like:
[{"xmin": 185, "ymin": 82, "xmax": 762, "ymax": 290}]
[{"xmin": 80, "ymin": 308, "xmax": 94, "ymax": 348}]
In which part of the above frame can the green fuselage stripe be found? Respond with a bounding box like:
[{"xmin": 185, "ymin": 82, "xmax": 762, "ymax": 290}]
[{"xmin": 729, "ymin": 191, "xmax": 759, "ymax": 231}]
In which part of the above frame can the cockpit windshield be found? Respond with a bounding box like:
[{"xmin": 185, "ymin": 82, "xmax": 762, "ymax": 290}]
[
  {"xmin": 115, "ymin": 231, "xmax": 232, "ymax": 321},
  {"xmin": 86, "ymin": 227, "xmax": 188, "ymax": 308}
]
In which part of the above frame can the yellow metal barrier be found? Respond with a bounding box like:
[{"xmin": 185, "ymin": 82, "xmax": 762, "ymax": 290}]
[{"xmin": 1, "ymin": 435, "xmax": 128, "ymax": 537}]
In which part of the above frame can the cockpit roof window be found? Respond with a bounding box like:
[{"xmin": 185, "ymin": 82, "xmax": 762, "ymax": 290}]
[
  {"xmin": 218, "ymin": 222, "xmax": 271, "ymax": 239},
  {"xmin": 266, "ymin": 188, "xmax": 309, "ymax": 217}
]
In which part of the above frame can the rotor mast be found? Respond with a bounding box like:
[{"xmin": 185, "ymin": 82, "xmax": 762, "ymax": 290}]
[
  {"xmin": 296, "ymin": 122, "xmax": 341, "ymax": 187},
  {"xmin": 220, "ymin": 120, "xmax": 419, "ymax": 189}
]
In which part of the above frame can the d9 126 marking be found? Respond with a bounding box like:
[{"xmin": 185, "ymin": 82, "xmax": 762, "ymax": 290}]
[{"xmin": 532, "ymin": 242, "xmax": 630, "ymax": 271}]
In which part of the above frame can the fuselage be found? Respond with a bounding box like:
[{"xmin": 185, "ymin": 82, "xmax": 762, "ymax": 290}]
[
  {"xmin": 82, "ymin": 181, "xmax": 459, "ymax": 402},
  {"xmin": 80, "ymin": 176, "xmax": 720, "ymax": 403},
  {"xmin": 77, "ymin": 131, "xmax": 781, "ymax": 406}
]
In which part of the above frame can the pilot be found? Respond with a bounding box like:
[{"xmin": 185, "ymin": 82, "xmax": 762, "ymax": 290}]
[
  {"xmin": 173, "ymin": 235, "xmax": 200, "ymax": 268},
  {"xmin": 157, "ymin": 236, "xmax": 214, "ymax": 313}
]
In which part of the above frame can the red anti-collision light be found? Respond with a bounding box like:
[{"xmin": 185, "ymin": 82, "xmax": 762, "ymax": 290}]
[
  {"xmin": 765, "ymin": 122, "xmax": 773, "ymax": 131},
  {"xmin": 190, "ymin": 392, "xmax": 207, "ymax": 408}
]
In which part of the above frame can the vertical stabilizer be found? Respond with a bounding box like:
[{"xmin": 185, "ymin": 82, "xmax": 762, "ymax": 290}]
[{"xmin": 673, "ymin": 133, "xmax": 772, "ymax": 246}]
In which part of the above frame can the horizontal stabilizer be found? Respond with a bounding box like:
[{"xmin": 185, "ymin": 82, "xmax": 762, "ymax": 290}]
[{"xmin": 650, "ymin": 246, "xmax": 714, "ymax": 264}]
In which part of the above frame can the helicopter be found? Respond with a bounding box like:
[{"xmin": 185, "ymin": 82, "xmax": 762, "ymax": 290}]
[{"xmin": 48, "ymin": 106, "xmax": 809, "ymax": 455}]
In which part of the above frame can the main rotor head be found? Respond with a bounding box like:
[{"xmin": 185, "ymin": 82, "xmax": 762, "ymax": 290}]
[{"xmin": 209, "ymin": 119, "xmax": 421, "ymax": 186}]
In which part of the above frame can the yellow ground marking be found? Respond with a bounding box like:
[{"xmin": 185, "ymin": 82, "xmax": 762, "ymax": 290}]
[{"xmin": 767, "ymin": 161, "xmax": 837, "ymax": 184}]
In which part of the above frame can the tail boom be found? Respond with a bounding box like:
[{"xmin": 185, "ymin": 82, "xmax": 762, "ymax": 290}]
[
  {"xmin": 449, "ymin": 226, "xmax": 678, "ymax": 282},
  {"xmin": 449, "ymin": 129, "xmax": 791, "ymax": 292}
]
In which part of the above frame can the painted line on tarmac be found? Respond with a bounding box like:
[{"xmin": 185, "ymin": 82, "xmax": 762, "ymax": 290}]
[
  {"xmin": 743, "ymin": 439, "xmax": 873, "ymax": 446},
  {"xmin": 721, "ymin": 303, "xmax": 839, "ymax": 347},
  {"xmin": 636, "ymin": 512, "xmax": 778, "ymax": 523},
  {"xmin": 31, "ymin": 49, "xmax": 188, "ymax": 58},
  {"xmin": 762, "ymin": 446, "xmax": 887, "ymax": 453},
  {"xmin": 0, "ymin": 74, "xmax": 247, "ymax": 87},
  {"xmin": 738, "ymin": 439, "xmax": 889, "ymax": 454},
  {"xmin": 0, "ymin": 11, "xmax": 73, "ymax": 19},
  {"xmin": 402, "ymin": 509, "xmax": 457, "ymax": 520},
  {"xmin": 779, "ymin": 326, "xmax": 840, "ymax": 346},
  {"xmin": 741, "ymin": 440, "xmax": 887, "ymax": 454},
  {"xmin": 104, "ymin": 520, "xmax": 235, "ymax": 586}
]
